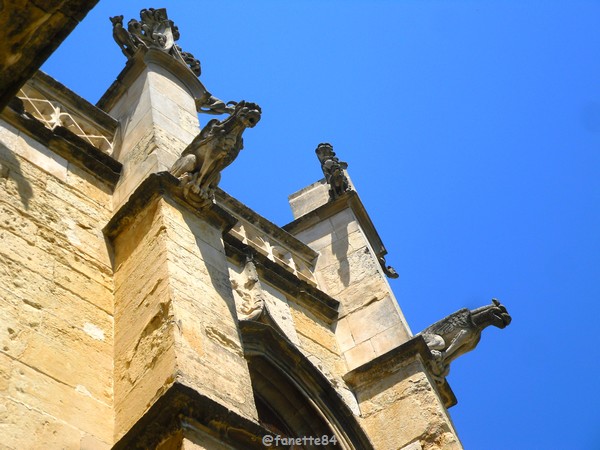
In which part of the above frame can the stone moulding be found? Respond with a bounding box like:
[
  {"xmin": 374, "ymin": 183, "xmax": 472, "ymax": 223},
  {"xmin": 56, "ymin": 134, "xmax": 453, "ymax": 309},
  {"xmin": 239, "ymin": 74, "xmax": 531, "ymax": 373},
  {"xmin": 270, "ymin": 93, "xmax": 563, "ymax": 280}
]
[
  {"xmin": 1, "ymin": 97, "xmax": 122, "ymax": 188},
  {"xmin": 283, "ymin": 190, "xmax": 399, "ymax": 279},
  {"xmin": 103, "ymin": 171, "xmax": 236, "ymax": 242},
  {"xmin": 224, "ymin": 233, "xmax": 339, "ymax": 324},
  {"xmin": 111, "ymin": 382, "xmax": 272, "ymax": 449},
  {"xmin": 343, "ymin": 335, "xmax": 457, "ymax": 408}
]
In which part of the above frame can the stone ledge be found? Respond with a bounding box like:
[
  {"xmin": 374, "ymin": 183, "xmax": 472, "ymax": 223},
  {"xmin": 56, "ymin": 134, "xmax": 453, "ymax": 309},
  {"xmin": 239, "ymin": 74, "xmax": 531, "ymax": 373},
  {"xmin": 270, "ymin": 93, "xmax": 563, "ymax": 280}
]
[
  {"xmin": 343, "ymin": 336, "xmax": 457, "ymax": 408},
  {"xmin": 1, "ymin": 99, "xmax": 122, "ymax": 188},
  {"xmin": 112, "ymin": 382, "xmax": 274, "ymax": 450},
  {"xmin": 104, "ymin": 172, "xmax": 236, "ymax": 241},
  {"xmin": 224, "ymin": 233, "xmax": 339, "ymax": 324}
]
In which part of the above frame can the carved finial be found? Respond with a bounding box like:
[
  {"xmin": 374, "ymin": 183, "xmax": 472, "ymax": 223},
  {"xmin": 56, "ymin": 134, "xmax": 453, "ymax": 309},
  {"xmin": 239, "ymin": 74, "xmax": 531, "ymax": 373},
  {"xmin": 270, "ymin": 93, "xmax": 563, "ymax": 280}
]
[
  {"xmin": 110, "ymin": 8, "xmax": 201, "ymax": 76},
  {"xmin": 169, "ymin": 101, "xmax": 262, "ymax": 208},
  {"xmin": 315, "ymin": 143, "xmax": 351, "ymax": 201},
  {"xmin": 418, "ymin": 299, "xmax": 512, "ymax": 380}
]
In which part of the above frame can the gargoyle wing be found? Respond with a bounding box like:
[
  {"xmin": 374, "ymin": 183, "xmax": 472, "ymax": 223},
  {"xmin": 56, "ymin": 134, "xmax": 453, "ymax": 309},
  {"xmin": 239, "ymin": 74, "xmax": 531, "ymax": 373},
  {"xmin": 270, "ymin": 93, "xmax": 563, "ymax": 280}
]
[
  {"xmin": 181, "ymin": 119, "xmax": 220, "ymax": 156},
  {"xmin": 422, "ymin": 308, "xmax": 471, "ymax": 335}
]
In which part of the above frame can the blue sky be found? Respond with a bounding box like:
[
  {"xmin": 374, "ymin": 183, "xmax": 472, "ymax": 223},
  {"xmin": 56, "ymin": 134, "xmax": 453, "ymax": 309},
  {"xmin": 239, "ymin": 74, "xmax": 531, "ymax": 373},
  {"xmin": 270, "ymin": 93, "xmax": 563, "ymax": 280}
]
[{"xmin": 42, "ymin": 1, "xmax": 600, "ymax": 448}]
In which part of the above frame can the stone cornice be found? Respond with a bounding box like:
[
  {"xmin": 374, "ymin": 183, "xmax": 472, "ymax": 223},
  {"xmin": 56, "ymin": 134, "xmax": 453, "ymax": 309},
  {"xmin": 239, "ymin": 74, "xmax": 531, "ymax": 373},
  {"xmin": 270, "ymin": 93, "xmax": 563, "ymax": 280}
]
[
  {"xmin": 112, "ymin": 382, "xmax": 276, "ymax": 450},
  {"xmin": 104, "ymin": 172, "xmax": 236, "ymax": 240},
  {"xmin": 343, "ymin": 335, "xmax": 457, "ymax": 408}
]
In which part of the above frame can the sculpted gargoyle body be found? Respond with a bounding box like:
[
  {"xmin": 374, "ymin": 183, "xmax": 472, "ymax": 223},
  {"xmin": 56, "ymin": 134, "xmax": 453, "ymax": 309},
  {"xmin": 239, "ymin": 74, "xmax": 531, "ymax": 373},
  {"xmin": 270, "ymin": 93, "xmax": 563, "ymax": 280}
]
[
  {"xmin": 418, "ymin": 299, "xmax": 511, "ymax": 379},
  {"xmin": 169, "ymin": 101, "xmax": 261, "ymax": 206}
]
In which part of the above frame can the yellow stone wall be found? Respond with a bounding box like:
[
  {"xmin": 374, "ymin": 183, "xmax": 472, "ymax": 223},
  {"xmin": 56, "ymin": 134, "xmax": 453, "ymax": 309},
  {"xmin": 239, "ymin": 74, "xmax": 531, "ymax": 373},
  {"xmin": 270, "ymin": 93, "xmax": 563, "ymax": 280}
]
[{"xmin": 0, "ymin": 119, "xmax": 114, "ymax": 448}]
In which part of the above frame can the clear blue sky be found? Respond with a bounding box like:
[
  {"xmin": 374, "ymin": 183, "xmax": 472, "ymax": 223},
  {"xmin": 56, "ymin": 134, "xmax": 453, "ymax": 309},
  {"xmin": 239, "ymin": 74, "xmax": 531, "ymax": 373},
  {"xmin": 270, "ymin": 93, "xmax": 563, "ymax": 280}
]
[{"xmin": 42, "ymin": 1, "xmax": 600, "ymax": 449}]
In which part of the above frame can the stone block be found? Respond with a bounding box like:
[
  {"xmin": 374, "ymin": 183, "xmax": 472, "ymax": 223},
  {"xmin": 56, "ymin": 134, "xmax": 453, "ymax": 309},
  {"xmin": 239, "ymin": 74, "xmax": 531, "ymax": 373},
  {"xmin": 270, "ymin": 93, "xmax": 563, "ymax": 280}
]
[
  {"xmin": 115, "ymin": 342, "xmax": 177, "ymax": 440},
  {"xmin": 9, "ymin": 127, "xmax": 68, "ymax": 182},
  {"xmin": 355, "ymin": 359, "xmax": 461, "ymax": 450},
  {"xmin": 65, "ymin": 163, "xmax": 113, "ymax": 205},
  {"xmin": 344, "ymin": 339, "xmax": 376, "ymax": 371},
  {"xmin": 0, "ymin": 396, "xmax": 81, "ymax": 450},
  {"xmin": 293, "ymin": 219, "xmax": 335, "ymax": 249},
  {"xmin": 346, "ymin": 296, "xmax": 401, "ymax": 345},
  {"xmin": 0, "ymin": 228, "xmax": 54, "ymax": 279},
  {"xmin": 289, "ymin": 302, "xmax": 339, "ymax": 355},
  {"xmin": 54, "ymin": 262, "xmax": 113, "ymax": 314},
  {"xmin": 370, "ymin": 323, "xmax": 412, "ymax": 357},
  {"xmin": 288, "ymin": 180, "xmax": 330, "ymax": 219},
  {"xmin": 334, "ymin": 316, "xmax": 355, "ymax": 353},
  {"xmin": 5, "ymin": 354, "xmax": 113, "ymax": 443},
  {"xmin": 261, "ymin": 282, "xmax": 300, "ymax": 345}
]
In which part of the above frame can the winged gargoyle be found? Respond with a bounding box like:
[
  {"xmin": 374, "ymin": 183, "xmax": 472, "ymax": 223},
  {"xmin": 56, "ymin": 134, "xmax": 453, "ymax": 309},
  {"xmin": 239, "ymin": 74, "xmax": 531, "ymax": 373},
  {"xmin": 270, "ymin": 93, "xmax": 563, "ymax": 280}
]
[
  {"xmin": 418, "ymin": 299, "xmax": 511, "ymax": 380},
  {"xmin": 169, "ymin": 101, "xmax": 262, "ymax": 206}
]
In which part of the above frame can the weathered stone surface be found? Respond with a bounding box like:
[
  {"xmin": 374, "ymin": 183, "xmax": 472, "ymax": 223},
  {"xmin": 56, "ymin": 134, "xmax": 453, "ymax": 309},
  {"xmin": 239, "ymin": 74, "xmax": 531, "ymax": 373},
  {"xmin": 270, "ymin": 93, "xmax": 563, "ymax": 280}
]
[
  {"xmin": 355, "ymin": 359, "xmax": 461, "ymax": 450},
  {"xmin": 0, "ymin": 396, "xmax": 82, "ymax": 450},
  {"xmin": 2, "ymin": 353, "xmax": 113, "ymax": 443}
]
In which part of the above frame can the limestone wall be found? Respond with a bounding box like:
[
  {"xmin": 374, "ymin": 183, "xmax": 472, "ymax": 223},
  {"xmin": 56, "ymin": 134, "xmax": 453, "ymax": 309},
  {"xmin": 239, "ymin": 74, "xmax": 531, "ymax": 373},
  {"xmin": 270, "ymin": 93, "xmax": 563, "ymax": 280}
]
[{"xmin": 0, "ymin": 119, "xmax": 114, "ymax": 448}]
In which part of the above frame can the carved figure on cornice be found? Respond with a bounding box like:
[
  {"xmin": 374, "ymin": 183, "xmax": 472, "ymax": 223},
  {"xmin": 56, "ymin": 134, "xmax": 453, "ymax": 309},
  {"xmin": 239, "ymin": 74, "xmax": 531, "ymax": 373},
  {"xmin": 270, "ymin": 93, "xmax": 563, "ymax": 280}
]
[
  {"xmin": 230, "ymin": 249, "xmax": 265, "ymax": 321},
  {"xmin": 418, "ymin": 299, "xmax": 512, "ymax": 380},
  {"xmin": 170, "ymin": 101, "xmax": 262, "ymax": 207},
  {"xmin": 110, "ymin": 8, "xmax": 201, "ymax": 76},
  {"xmin": 315, "ymin": 143, "xmax": 350, "ymax": 201}
]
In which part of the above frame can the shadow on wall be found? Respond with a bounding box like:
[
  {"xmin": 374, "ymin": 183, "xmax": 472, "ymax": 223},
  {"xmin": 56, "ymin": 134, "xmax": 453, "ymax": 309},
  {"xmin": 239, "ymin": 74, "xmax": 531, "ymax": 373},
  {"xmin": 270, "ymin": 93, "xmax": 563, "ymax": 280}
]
[
  {"xmin": 332, "ymin": 221, "xmax": 350, "ymax": 288},
  {"xmin": 182, "ymin": 212, "xmax": 240, "ymax": 326},
  {"xmin": 0, "ymin": 143, "xmax": 33, "ymax": 208}
]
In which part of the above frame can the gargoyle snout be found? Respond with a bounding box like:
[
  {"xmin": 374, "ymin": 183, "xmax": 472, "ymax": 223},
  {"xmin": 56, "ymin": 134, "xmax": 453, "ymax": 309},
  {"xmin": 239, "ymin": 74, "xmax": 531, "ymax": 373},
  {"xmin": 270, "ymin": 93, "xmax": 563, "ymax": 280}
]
[{"xmin": 243, "ymin": 110, "xmax": 261, "ymax": 128}]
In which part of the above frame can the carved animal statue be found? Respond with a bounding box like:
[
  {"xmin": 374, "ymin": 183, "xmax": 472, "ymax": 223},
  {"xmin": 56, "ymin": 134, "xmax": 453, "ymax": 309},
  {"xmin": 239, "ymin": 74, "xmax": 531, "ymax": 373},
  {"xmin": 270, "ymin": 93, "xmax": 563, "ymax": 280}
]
[
  {"xmin": 170, "ymin": 101, "xmax": 262, "ymax": 202},
  {"xmin": 418, "ymin": 299, "xmax": 511, "ymax": 379},
  {"xmin": 110, "ymin": 16, "xmax": 137, "ymax": 57},
  {"xmin": 315, "ymin": 143, "xmax": 350, "ymax": 200}
]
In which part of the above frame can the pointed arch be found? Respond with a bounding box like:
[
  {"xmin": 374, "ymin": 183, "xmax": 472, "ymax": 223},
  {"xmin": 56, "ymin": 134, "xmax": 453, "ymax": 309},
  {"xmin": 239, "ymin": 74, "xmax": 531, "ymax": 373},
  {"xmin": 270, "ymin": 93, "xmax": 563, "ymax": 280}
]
[{"xmin": 240, "ymin": 319, "xmax": 374, "ymax": 450}]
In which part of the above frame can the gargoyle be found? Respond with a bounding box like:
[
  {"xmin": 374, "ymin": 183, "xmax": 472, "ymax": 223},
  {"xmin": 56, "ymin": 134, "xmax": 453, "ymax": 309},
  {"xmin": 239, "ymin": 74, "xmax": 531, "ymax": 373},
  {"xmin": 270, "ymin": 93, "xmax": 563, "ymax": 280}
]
[
  {"xmin": 169, "ymin": 101, "xmax": 262, "ymax": 206},
  {"xmin": 315, "ymin": 143, "xmax": 350, "ymax": 200},
  {"xmin": 418, "ymin": 299, "xmax": 511, "ymax": 380}
]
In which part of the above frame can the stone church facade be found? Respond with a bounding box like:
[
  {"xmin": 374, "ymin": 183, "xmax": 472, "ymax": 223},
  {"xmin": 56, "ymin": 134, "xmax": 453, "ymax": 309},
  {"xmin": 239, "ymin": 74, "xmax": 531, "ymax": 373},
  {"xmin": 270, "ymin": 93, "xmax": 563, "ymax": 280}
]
[{"xmin": 0, "ymin": 4, "xmax": 510, "ymax": 449}]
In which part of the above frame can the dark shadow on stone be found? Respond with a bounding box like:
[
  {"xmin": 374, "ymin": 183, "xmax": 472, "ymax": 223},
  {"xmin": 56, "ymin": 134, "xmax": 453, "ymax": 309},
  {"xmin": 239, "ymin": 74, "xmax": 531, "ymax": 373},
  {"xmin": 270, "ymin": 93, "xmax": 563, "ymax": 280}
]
[
  {"xmin": 332, "ymin": 222, "xmax": 350, "ymax": 288},
  {"xmin": 181, "ymin": 209, "xmax": 240, "ymax": 336},
  {"xmin": 0, "ymin": 143, "xmax": 33, "ymax": 209}
]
